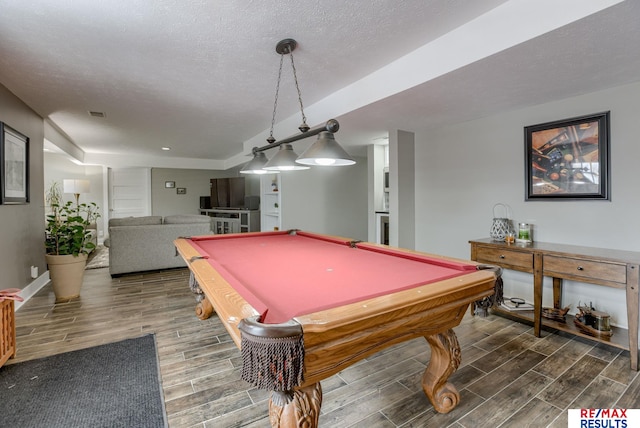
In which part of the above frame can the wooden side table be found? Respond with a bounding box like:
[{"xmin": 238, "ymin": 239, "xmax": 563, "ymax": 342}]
[{"xmin": 0, "ymin": 299, "xmax": 16, "ymax": 367}]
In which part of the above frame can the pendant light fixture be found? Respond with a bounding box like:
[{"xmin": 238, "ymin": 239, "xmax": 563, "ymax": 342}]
[
  {"xmin": 240, "ymin": 39, "xmax": 355, "ymax": 174},
  {"xmin": 296, "ymin": 131, "xmax": 356, "ymax": 166},
  {"xmin": 239, "ymin": 151, "xmax": 269, "ymax": 174},
  {"xmin": 263, "ymin": 144, "xmax": 307, "ymax": 171}
]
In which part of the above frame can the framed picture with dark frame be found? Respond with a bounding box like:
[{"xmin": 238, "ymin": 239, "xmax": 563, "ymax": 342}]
[
  {"xmin": 525, "ymin": 111, "xmax": 610, "ymax": 201},
  {"xmin": 0, "ymin": 122, "xmax": 30, "ymax": 204},
  {"xmin": 176, "ymin": 187, "xmax": 186, "ymax": 195}
]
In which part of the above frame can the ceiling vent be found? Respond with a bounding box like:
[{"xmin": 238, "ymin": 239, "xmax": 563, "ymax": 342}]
[{"xmin": 88, "ymin": 111, "xmax": 106, "ymax": 118}]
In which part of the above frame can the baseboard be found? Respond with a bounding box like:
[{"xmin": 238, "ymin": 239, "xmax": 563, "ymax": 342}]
[{"xmin": 14, "ymin": 272, "xmax": 50, "ymax": 311}]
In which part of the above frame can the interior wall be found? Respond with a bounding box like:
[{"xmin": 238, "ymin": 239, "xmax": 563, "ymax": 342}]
[
  {"xmin": 43, "ymin": 152, "xmax": 105, "ymax": 240},
  {"xmin": 281, "ymin": 155, "xmax": 368, "ymax": 240},
  {"xmin": 150, "ymin": 166, "xmax": 260, "ymax": 217},
  {"xmin": 414, "ymin": 80, "xmax": 640, "ymax": 330},
  {"xmin": 389, "ymin": 130, "xmax": 416, "ymax": 249},
  {"xmin": 0, "ymin": 84, "xmax": 46, "ymax": 291},
  {"xmin": 367, "ymin": 144, "xmax": 386, "ymax": 242}
]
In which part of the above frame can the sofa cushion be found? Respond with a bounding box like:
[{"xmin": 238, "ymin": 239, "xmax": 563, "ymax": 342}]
[
  {"xmin": 108, "ymin": 216, "xmax": 162, "ymax": 227},
  {"xmin": 163, "ymin": 215, "xmax": 211, "ymax": 224}
]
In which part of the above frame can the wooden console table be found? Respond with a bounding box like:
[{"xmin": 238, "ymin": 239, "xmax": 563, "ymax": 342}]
[{"xmin": 470, "ymin": 238, "xmax": 639, "ymax": 370}]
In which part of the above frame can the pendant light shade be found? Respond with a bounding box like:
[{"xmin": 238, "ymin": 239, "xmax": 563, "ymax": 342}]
[
  {"xmin": 240, "ymin": 152, "xmax": 271, "ymax": 174},
  {"xmin": 263, "ymin": 144, "xmax": 310, "ymax": 171},
  {"xmin": 296, "ymin": 132, "xmax": 356, "ymax": 166}
]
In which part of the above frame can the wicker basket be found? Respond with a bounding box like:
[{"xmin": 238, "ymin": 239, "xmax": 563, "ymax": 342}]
[
  {"xmin": 489, "ymin": 203, "xmax": 515, "ymax": 241},
  {"xmin": 0, "ymin": 299, "xmax": 16, "ymax": 367}
]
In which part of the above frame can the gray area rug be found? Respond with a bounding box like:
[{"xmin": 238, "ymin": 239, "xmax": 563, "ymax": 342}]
[
  {"xmin": 0, "ymin": 335, "xmax": 167, "ymax": 428},
  {"xmin": 86, "ymin": 245, "xmax": 109, "ymax": 269}
]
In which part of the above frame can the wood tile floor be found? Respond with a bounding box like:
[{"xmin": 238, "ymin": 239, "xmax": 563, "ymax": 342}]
[{"xmin": 9, "ymin": 267, "xmax": 640, "ymax": 427}]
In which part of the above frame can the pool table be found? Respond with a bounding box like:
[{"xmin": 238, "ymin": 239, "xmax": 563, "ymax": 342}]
[{"xmin": 174, "ymin": 230, "xmax": 499, "ymax": 428}]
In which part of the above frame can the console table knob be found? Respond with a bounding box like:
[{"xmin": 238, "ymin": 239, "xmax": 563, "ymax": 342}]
[
  {"xmin": 577, "ymin": 266, "xmax": 584, "ymax": 271},
  {"xmin": 500, "ymin": 255, "xmax": 505, "ymax": 259}
]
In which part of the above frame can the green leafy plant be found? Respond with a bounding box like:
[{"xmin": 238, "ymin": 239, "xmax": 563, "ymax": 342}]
[
  {"xmin": 45, "ymin": 182, "xmax": 100, "ymax": 256},
  {"xmin": 45, "ymin": 180, "xmax": 63, "ymax": 215}
]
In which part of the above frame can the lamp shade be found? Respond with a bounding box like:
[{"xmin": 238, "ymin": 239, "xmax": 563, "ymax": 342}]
[
  {"xmin": 240, "ymin": 152, "xmax": 271, "ymax": 174},
  {"xmin": 63, "ymin": 179, "xmax": 90, "ymax": 194},
  {"xmin": 263, "ymin": 144, "xmax": 310, "ymax": 171},
  {"xmin": 296, "ymin": 132, "xmax": 356, "ymax": 166}
]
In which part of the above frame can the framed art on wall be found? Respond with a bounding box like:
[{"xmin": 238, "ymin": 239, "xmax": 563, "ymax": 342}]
[
  {"xmin": 525, "ymin": 111, "xmax": 610, "ymax": 201},
  {"xmin": 0, "ymin": 122, "xmax": 30, "ymax": 204}
]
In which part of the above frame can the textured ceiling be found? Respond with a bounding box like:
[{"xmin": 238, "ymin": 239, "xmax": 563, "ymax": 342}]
[{"xmin": 0, "ymin": 0, "xmax": 638, "ymax": 168}]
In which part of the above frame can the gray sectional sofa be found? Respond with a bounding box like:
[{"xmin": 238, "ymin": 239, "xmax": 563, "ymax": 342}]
[{"xmin": 107, "ymin": 215, "xmax": 212, "ymax": 276}]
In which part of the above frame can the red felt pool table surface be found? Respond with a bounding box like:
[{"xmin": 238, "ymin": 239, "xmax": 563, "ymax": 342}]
[
  {"xmin": 187, "ymin": 230, "xmax": 477, "ymax": 324},
  {"xmin": 176, "ymin": 230, "xmax": 498, "ymax": 425}
]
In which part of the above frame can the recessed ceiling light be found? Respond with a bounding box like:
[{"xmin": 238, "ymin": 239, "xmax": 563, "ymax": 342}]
[
  {"xmin": 161, "ymin": 147, "xmax": 171, "ymax": 151},
  {"xmin": 88, "ymin": 111, "xmax": 106, "ymax": 118}
]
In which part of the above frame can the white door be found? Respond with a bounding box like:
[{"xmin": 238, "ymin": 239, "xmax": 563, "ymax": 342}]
[{"xmin": 108, "ymin": 168, "xmax": 152, "ymax": 220}]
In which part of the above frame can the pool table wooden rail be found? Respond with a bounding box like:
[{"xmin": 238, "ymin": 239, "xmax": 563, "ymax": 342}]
[
  {"xmin": 297, "ymin": 274, "xmax": 495, "ymax": 384},
  {"xmin": 175, "ymin": 238, "xmax": 260, "ymax": 345}
]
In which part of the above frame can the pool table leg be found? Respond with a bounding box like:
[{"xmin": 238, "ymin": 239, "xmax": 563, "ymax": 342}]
[
  {"xmin": 268, "ymin": 382, "xmax": 322, "ymax": 428},
  {"xmin": 195, "ymin": 296, "xmax": 214, "ymax": 320},
  {"xmin": 188, "ymin": 274, "xmax": 215, "ymax": 320},
  {"xmin": 422, "ymin": 329, "xmax": 461, "ymax": 413}
]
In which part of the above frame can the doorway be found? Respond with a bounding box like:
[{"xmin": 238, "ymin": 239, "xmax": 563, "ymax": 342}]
[{"xmin": 108, "ymin": 167, "xmax": 152, "ymax": 220}]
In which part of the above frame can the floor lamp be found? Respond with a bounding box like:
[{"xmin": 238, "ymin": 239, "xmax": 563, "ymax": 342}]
[{"xmin": 63, "ymin": 179, "xmax": 90, "ymax": 208}]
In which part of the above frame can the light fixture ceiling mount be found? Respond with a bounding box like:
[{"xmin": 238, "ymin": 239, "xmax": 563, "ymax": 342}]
[{"xmin": 275, "ymin": 38, "xmax": 297, "ymax": 55}]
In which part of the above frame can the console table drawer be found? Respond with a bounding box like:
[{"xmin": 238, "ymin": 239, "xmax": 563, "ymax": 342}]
[
  {"xmin": 544, "ymin": 255, "xmax": 626, "ymax": 284},
  {"xmin": 475, "ymin": 247, "xmax": 533, "ymax": 270}
]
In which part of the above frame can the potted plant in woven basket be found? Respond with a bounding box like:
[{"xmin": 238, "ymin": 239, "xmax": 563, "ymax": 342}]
[{"xmin": 45, "ymin": 181, "xmax": 100, "ymax": 302}]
